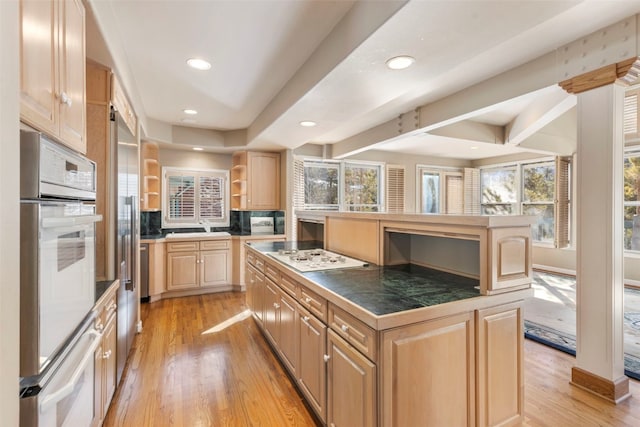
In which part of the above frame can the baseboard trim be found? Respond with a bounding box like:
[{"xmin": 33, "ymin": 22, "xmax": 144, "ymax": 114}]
[{"xmin": 570, "ymin": 367, "xmax": 631, "ymax": 404}]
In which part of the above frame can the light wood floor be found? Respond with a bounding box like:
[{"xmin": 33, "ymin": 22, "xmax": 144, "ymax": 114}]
[{"xmin": 104, "ymin": 292, "xmax": 640, "ymax": 427}]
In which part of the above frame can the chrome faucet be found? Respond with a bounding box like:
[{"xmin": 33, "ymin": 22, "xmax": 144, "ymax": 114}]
[{"xmin": 199, "ymin": 220, "xmax": 212, "ymax": 233}]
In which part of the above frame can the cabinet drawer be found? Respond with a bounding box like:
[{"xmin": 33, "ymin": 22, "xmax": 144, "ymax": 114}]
[
  {"xmin": 280, "ymin": 273, "xmax": 298, "ymax": 298},
  {"xmin": 200, "ymin": 239, "xmax": 229, "ymax": 250},
  {"xmin": 247, "ymin": 249, "xmax": 257, "ymax": 267},
  {"xmin": 254, "ymin": 255, "xmax": 265, "ymax": 272},
  {"xmin": 329, "ymin": 304, "xmax": 377, "ymax": 361},
  {"xmin": 298, "ymin": 286, "xmax": 327, "ymax": 323},
  {"xmin": 264, "ymin": 261, "xmax": 280, "ymax": 284},
  {"xmin": 167, "ymin": 241, "xmax": 199, "ymax": 252}
]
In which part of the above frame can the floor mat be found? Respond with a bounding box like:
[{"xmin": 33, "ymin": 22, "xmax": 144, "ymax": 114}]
[{"xmin": 524, "ymin": 320, "xmax": 640, "ymax": 380}]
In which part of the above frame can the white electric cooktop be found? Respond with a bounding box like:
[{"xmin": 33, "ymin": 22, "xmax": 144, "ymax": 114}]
[{"xmin": 267, "ymin": 248, "xmax": 367, "ymax": 272}]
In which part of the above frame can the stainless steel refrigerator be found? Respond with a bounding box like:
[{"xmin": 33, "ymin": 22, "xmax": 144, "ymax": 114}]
[{"xmin": 113, "ymin": 110, "xmax": 139, "ymax": 383}]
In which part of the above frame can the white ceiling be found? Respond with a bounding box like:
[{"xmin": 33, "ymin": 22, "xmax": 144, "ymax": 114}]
[{"xmin": 86, "ymin": 0, "xmax": 640, "ymax": 160}]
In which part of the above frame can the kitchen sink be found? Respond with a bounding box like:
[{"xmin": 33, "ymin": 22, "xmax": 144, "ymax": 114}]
[{"xmin": 165, "ymin": 231, "xmax": 231, "ymax": 238}]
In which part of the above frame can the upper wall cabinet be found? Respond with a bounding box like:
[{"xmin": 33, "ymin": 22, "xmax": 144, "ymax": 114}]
[
  {"xmin": 20, "ymin": 0, "xmax": 86, "ymax": 154},
  {"xmin": 231, "ymin": 151, "xmax": 281, "ymax": 210}
]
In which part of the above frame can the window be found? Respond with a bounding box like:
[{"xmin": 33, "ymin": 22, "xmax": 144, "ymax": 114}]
[
  {"xmin": 298, "ymin": 159, "xmax": 384, "ymax": 211},
  {"xmin": 162, "ymin": 167, "xmax": 229, "ymax": 228},
  {"xmin": 343, "ymin": 162, "xmax": 382, "ymax": 212},
  {"xmin": 522, "ymin": 162, "xmax": 555, "ymax": 243},
  {"xmin": 417, "ymin": 167, "xmax": 463, "ymax": 214},
  {"xmin": 480, "ymin": 158, "xmax": 570, "ymax": 246},
  {"xmin": 624, "ymin": 152, "xmax": 640, "ymax": 251},
  {"xmin": 480, "ymin": 166, "xmax": 518, "ymax": 214},
  {"xmin": 304, "ymin": 161, "xmax": 339, "ymax": 210}
]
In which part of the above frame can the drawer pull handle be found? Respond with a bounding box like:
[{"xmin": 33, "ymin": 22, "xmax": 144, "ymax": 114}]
[
  {"xmin": 302, "ymin": 316, "xmax": 310, "ymax": 322},
  {"xmin": 341, "ymin": 324, "xmax": 349, "ymax": 333},
  {"xmin": 273, "ymin": 303, "xmax": 280, "ymax": 309},
  {"xmin": 323, "ymin": 354, "xmax": 330, "ymax": 363},
  {"xmin": 102, "ymin": 350, "xmax": 112, "ymax": 359},
  {"xmin": 108, "ymin": 303, "xmax": 117, "ymax": 312},
  {"xmin": 304, "ymin": 297, "xmax": 311, "ymax": 304},
  {"xmin": 96, "ymin": 322, "xmax": 104, "ymax": 332}
]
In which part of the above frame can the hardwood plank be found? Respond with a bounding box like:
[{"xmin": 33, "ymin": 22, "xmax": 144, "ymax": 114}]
[
  {"xmin": 105, "ymin": 292, "xmax": 640, "ymax": 427},
  {"xmin": 103, "ymin": 292, "xmax": 318, "ymax": 426}
]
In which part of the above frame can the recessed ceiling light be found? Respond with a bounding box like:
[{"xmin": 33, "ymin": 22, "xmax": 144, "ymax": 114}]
[
  {"xmin": 470, "ymin": 146, "xmax": 479, "ymax": 150},
  {"xmin": 183, "ymin": 109, "xmax": 198, "ymax": 115},
  {"xmin": 187, "ymin": 58, "xmax": 212, "ymax": 70},
  {"xmin": 193, "ymin": 147, "xmax": 204, "ymax": 151},
  {"xmin": 385, "ymin": 55, "xmax": 415, "ymax": 70},
  {"xmin": 299, "ymin": 121, "xmax": 317, "ymax": 127}
]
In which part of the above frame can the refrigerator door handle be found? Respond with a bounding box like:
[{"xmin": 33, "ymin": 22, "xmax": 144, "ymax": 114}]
[{"xmin": 125, "ymin": 195, "xmax": 136, "ymax": 291}]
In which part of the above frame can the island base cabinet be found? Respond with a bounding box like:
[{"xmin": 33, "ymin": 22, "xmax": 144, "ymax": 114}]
[
  {"xmin": 476, "ymin": 302, "xmax": 524, "ymax": 427},
  {"xmin": 381, "ymin": 312, "xmax": 475, "ymax": 427},
  {"xmin": 327, "ymin": 330, "xmax": 376, "ymax": 427},
  {"xmin": 297, "ymin": 306, "xmax": 327, "ymax": 423}
]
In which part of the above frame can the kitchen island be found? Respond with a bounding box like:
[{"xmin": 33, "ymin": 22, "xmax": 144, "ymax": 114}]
[{"xmin": 246, "ymin": 230, "xmax": 532, "ymax": 427}]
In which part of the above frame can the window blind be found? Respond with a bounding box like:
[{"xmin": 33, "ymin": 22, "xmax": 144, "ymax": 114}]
[
  {"xmin": 292, "ymin": 158, "xmax": 305, "ymax": 239},
  {"xmin": 386, "ymin": 165, "xmax": 405, "ymax": 213},
  {"xmin": 199, "ymin": 176, "xmax": 224, "ymax": 219},
  {"xmin": 445, "ymin": 174, "xmax": 463, "ymax": 214},
  {"xmin": 463, "ymin": 168, "xmax": 481, "ymax": 215},
  {"xmin": 625, "ymin": 90, "xmax": 639, "ymax": 138},
  {"xmin": 167, "ymin": 174, "xmax": 195, "ymax": 221},
  {"xmin": 555, "ymin": 156, "xmax": 571, "ymax": 248}
]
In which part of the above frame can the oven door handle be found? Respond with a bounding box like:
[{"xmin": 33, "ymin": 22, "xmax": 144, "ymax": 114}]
[
  {"xmin": 39, "ymin": 329, "xmax": 102, "ymax": 414},
  {"xmin": 41, "ymin": 214, "xmax": 103, "ymax": 228}
]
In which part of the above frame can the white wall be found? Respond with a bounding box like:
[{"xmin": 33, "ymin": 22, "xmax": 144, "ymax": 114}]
[
  {"xmin": 1, "ymin": 1, "xmax": 20, "ymax": 424},
  {"xmin": 158, "ymin": 147, "xmax": 232, "ymax": 170}
]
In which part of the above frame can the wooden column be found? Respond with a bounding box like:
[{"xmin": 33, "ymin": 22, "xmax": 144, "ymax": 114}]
[{"xmin": 560, "ymin": 59, "xmax": 640, "ymax": 403}]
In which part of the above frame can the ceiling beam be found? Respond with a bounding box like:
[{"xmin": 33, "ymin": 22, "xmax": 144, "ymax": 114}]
[
  {"xmin": 428, "ymin": 121, "xmax": 505, "ymax": 145},
  {"xmin": 504, "ymin": 87, "xmax": 576, "ymax": 146}
]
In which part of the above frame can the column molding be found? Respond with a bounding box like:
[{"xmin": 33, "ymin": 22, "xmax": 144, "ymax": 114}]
[{"xmin": 559, "ymin": 57, "xmax": 640, "ymax": 94}]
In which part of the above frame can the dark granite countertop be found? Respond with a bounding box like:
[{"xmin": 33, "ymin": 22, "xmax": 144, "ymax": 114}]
[
  {"xmin": 96, "ymin": 279, "xmax": 118, "ymax": 303},
  {"xmin": 248, "ymin": 241, "xmax": 480, "ymax": 316}
]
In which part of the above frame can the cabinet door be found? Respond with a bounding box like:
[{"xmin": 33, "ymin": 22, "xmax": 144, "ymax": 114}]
[
  {"xmin": 298, "ymin": 307, "xmax": 327, "ymax": 423},
  {"xmin": 58, "ymin": 0, "xmax": 86, "ymax": 153},
  {"xmin": 93, "ymin": 340, "xmax": 104, "ymax": 425},
  {"xmin": 381, "ymin": 312, "xmax": 474, "ymax": 427},
  {"xmin": 253, "ymin": 271, "xmax": 265, "ymax": 323},
  {"xmin": 278, "ymin": 290, "xmax": 297, "ymax": 375},
  {"xmin": 247, "ymin": 152, "xmax": 280, "ymax": 210},
  {"xmin": 327, "ymin": 330, "xmax": 376, "ymax": 427},
  {"xmin": 245, "ymin": 264, "xmax": 255, "ymax": 311},
  {"xmin": 200, "ymin": 250, "xmax": 230, "ymax": 288},
  {"xmin": 166, "ymin": 251, "xmax": 199, "ymax": 290},
  {"xmin": 102, "ymin": 314, "xmax": 117, "ymax": 412},
  {"xmin": 19, "ymin": 0, "xmax": 58, "ymax": 137},
  {"xmin": 263, "ymin": 279, "xmax": 279, "ymax": 345},
  {"xmin": 476, "ymin": 302, "xmax": 524, "ymax": 427}
]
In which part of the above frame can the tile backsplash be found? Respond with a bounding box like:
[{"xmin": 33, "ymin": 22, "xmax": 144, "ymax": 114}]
[{"xmin": 140, "ymin": 210, "xmax": 285, "ymax": 236}]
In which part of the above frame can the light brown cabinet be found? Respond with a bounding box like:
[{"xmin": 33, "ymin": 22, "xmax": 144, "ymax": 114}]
[
  {"xmin": 263, "ymin": 277, "xmax": 298, "ymax": 374},
  {"xmin": 327, "ymin": 329, "xmax": 376, "ymax": 427},
  {"xmin": 93, "ymin": 282, "xmax": 118, "ymax": 426},
  {"xmin": 380, "ymin": 312, "xmax": 475, "ymax": 427},
  {"xmin": 20, "ymin": 0, "xmax": 86, "ymax": 154},
  {"xmin": 231, "ymin": 151, "xmax": 280, "ymax": 210},
  {"xmin": 166, "ymin": 239, "xmax": 231, "ymax": 292},
  {"xmin": 297, "ymin": 305, "xmax": 327, "ymax": 423},
  {"xmin": 141, "ymin": 141, "xmax": 160, "ymax": 211}
]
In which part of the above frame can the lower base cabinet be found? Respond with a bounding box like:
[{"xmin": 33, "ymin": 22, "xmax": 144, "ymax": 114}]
[
  {"xmin": 93, "ymin": 284, "xmax": 118, "ymax": 426},
  {"xmin": 297, "ymin": 306, "xmax": 327, "ymax": 422},
  {"xmin": 327, "ymin": 330, "xmax": 376, "ymax": 427},
  {"xmin": 381, "ymin": 312, "xmax": 475, "ymax": 427}
]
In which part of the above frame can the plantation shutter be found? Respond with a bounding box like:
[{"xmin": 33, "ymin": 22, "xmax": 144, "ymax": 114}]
[
  {"xmin": 555, "ymin": 156, "xmax": 571, "ymax": 248},
  {"xmin": 625, "ymin": 90, "xmax": 639, "ymax": 140},
  {"xmin": 463, "ymin": 168, "xmax": 481, "ymax": 215},
  {"xmin": 445, "ymin": 174, "xmax": 464, "ymax": 214},
  {"xmin": 199, "ymin": 175, "xmax": 224, "ymax": 220},
  {"xmin": 386, "ymin": 165, "xmax": 405, "ymax": 213},
  {"xmin": 166, "ymin": 172, "xmax": 196, "ymax": 222},
  {"xmin": 291, "ymin": 158, "xmax": 305, "ymax": 239}
]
